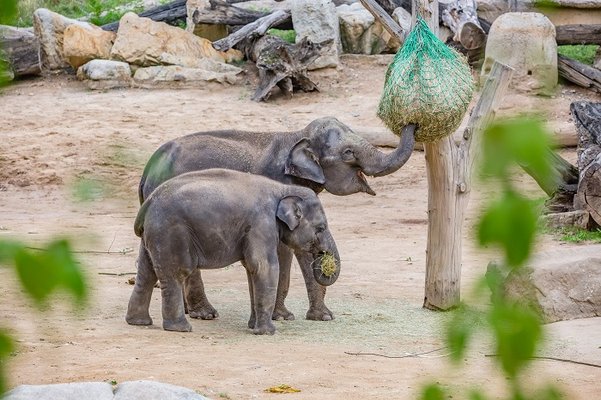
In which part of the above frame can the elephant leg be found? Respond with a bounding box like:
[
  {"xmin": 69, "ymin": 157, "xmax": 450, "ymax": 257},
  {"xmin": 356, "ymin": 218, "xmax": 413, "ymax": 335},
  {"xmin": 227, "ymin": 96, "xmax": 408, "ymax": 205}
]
[
  {"xmin": 244, "ymin": 263, "xmax": 257, "ymax": 329},
  {"xmin": 272, "ymin": 243, "xmax": 295, "ymax": 321},
  {"xmin": 159, "ymin": 275, "xmax": 192, "ymax": 332},
  {"xmin": 126, "ymin": 242, "xmax": 157, "ymax": 326},
  {"xmin": 296, "ymin": 250, "xmax": 334, "ymax": 321},
  {"xmin": 247, "ymin": 262, "xmax": 277, "ymax": 335},
  {"xmin": 185, "ymin": 269, "xmax": 219, "ymax": 320}
]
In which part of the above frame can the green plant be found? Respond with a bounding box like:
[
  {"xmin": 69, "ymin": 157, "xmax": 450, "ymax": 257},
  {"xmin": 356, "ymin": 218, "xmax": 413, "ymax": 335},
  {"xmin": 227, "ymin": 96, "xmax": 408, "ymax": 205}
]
[
  {"xmin": 0, "ymin": 239, "xmax": 88, "ymax": 395},
  {"xmin": 558, "ymin": 45, "xmax": 599, "ymax": 65},
  {"xmin": 267, "ymin": 29, "xmax": 296, "ymax": 44},
  {"xmin": 544, "ymin": 226, "xmax": 601, "ymax": 243},
  {"xmin": 421, "ymin": 118, "xmax": 563, "ymax": 400}
]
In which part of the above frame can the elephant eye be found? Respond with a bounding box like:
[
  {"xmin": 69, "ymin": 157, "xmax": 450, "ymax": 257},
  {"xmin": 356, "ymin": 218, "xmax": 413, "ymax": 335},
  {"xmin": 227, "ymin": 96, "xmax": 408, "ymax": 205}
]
[
  {"xmin": 316, "ymin": 225, "xmax": 326, "ymax": 234},
  {"xmin": 342, "ymin": 148, "xmax": 355, "ymax": 162}
]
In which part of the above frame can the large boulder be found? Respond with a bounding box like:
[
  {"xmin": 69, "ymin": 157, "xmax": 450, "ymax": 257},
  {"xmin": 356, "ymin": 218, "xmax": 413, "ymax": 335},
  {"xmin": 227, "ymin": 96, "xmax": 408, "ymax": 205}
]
[
  {"xmin": 32, "ymin": 8, "xmax": 95, "ymax": 71},
  {"xmin": 291, "ymin": 0, "xmax": 340, "ymax": 69},
  {"xmin": 504, "ymin": 257, "xmax": 601, "ymax": 323},
  {"xmin": 481, "ymin": 12, "xmax": 557, "ymax": 96},
  {"xmin": 337, "ymin": 2, "xmax": 400, "ymax": 55},
  {"xmin": 4, "ymin": 382, "xmax": 114, "ymax": 400},
  {"xmin": 4, "ymin": 381, "xmax": 210, "ymax": 400},
  {"xmin": 109, "ymin": 12, "xmax": 242, "ymax": 67},
  {"xmin": 63, "ymin": 24, "xmax": 116, "ymax": 69},
  {"xmin": 114, "ymin": 380, "xmax": 209, "ymax": 400},
  {"xmin": 133, "ymin": 62, "xmax": 242, "ymax": 86}
]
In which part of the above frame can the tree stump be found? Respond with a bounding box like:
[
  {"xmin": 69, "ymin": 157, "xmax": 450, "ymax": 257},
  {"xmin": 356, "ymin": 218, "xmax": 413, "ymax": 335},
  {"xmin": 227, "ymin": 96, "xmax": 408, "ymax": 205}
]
[
  {"xmin": 573, "ymin": 102, "xmax": 601, "ymax": 225},
  {"xmin": 245, "ymin": 35, "xmax": 322, "ymax": 102}
]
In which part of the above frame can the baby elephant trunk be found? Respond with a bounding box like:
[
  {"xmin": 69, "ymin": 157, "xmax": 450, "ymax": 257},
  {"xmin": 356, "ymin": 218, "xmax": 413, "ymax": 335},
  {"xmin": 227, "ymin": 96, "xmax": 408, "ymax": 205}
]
[{"xmin": 312, "ymin": 232, "xmax": 341, "ymax": 286}]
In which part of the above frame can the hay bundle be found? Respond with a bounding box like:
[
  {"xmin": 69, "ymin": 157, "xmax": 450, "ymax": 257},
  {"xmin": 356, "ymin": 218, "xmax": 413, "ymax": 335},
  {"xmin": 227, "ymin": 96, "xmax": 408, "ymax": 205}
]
[{"xmin": 377, "ymin": 17, "xmax": 475, "ymax": 143}]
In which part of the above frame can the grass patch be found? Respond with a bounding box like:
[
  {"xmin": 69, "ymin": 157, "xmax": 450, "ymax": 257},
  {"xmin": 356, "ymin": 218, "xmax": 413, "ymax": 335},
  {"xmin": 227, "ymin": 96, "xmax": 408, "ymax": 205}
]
[
  {"xmin": 543, "ymin": 225, "xmax": 601, "ymax": 243},
  {"xmin": 267, "ymin": 29, "xmax": 296, "ymax": 44},
  {"xmin": 558, "ymin": 45, "xmax": 599, "ymax": 65},
  {"xmin": 14, "ymin": 0, "xmax": 170, "ymax": 27}
]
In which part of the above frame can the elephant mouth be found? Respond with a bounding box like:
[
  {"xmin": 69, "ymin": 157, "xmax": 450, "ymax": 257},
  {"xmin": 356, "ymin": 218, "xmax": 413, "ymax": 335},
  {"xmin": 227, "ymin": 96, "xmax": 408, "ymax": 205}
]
[{"xmin": 357, "ymin": 170, "xmax": 376, "ymax": 196}]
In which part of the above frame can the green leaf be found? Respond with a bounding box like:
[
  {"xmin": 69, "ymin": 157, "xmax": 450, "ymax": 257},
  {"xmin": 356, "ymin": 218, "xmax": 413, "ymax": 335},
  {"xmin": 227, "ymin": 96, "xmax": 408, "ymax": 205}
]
[
  {"xmin": 446, "ymin": 305, "xmax": 480, "ymax": 363},
  {"xmin": 10, "ymin": 240, "xmax": 87, "ymax": 307},
  {"xmin": 477, "ymin": 190, "xmax": 539, "ymax": 267},
  {"xmin": 420, "ymin": 383, "xmax": 447, "ymax": 400},
  {"xmin": 0, "ymin": 329, "xmax": 14, "ymax": 395},
  {"xmin": 481, "ymin": 118, "xmax": 556, "ymax": 185},
  {"xmin": 489, "ymin": 301, "xmax": 542, "ymax": 378},
  {"xmin": 0, "ymin": 241, "xmax": 23, "ymax": 264}
]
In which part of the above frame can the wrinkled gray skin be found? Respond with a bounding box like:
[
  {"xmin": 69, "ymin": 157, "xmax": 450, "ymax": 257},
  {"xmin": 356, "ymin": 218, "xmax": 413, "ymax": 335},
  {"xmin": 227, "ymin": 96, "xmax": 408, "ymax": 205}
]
[
  {"xmin": 126, "ymin": 169, "xmax": 340, "ymax": 334},
  {"xmin": 139, "ymin": 117, "xmax": 416, "ymax": 322}
]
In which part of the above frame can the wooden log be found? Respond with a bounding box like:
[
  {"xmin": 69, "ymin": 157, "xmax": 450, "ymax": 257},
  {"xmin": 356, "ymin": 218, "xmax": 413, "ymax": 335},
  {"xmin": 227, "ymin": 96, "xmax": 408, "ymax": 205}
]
[
  {"xmin": 558, "ymin": 54, "xmax": 601, "ymax": 93},
  {"xmin": 556, "ymin": 24, "xmax": 601, "ymax": 46},
  {"xmin": 248, "ymin": 35, "xmax": 321, "ymax": 102},
  {"xmin": 440, "ymin": 0, "xmax": 486, "ymax": 50},
  {"xmin": 192, "ymin": 0, "xmax": 270, "ymax": 26},
  {"xmin": 212, "ymin": 9, "xmax": 291, "ymax": 52},
  {"xmin": 102, "ymin": 0, "xmax": 187, "ymax": 31},
  {"xmin": 573, "ymin": 101, "xmax": 601, "ymax": 225},
  {"xmin": 360, "ymin": 0, "xmax": 409, "ymax": 44},
  {"xmin": 0, "ymin": 25, "xmax": 41, "ymax": 77}
]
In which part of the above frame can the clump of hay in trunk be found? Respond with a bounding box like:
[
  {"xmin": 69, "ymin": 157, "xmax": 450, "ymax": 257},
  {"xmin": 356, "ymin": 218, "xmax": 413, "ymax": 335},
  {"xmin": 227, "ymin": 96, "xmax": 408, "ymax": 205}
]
[
  {"xmin": 377, "ymin": 17, "xmax": 475, "ymax": 143},
  {"xmin": 318, "ymin": 253, "xmax": 338, "ymax": 277}
]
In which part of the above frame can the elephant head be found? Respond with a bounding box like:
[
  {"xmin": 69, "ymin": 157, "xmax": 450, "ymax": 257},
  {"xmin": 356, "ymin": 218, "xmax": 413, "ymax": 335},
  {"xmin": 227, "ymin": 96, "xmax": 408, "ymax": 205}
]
[
  {"xmin": 276, "ymin": 194, "xmax": 340, "ymax": 287},
  {"xmin": 285, "ymin": 117, "xmax": 416, "ymax": 196}
]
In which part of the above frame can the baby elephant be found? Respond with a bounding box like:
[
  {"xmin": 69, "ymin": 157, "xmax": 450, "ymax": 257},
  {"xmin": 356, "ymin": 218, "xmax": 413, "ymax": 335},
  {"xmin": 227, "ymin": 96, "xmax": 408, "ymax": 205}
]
[{"xmin": 126, "ymin": 169, "xmax": 341, "ymax": 334}]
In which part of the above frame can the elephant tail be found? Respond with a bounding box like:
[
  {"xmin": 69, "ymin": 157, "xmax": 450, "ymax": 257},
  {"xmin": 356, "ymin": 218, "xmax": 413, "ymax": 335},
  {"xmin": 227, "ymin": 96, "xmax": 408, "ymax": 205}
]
[{"xmin": 134, "ymin": 198, "xmax": 152, "ymax": 238}]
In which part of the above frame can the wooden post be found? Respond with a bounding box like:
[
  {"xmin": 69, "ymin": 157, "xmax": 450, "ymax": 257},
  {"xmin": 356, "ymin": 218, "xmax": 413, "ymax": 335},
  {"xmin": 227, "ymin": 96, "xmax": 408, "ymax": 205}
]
[{"xmin": 361, "ymin": 0, "xmax": 513, "ymax": 310}]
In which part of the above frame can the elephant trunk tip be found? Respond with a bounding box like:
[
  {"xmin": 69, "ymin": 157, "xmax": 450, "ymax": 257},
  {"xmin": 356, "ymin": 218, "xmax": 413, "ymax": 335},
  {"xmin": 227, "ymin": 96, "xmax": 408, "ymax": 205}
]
[{"xmin": 312, "ymin": 252, "xmax": 340, "ymax": 286}]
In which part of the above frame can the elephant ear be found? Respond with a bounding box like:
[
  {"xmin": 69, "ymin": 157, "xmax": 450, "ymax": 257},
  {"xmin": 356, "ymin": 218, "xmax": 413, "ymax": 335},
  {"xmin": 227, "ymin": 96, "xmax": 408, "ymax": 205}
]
[
  {"xmin": 277, "ymin": 196, "xmax": 303, "ymax": 230},
  {"xmin": 285, "ymin": 138, "xmax": 326, "ymax": 184}
]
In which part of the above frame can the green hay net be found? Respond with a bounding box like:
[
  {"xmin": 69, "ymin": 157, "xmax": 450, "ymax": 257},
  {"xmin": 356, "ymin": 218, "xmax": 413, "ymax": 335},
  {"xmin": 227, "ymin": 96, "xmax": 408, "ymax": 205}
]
[{"xmin": 377, "ymin": 17, "xmax": 475, "ymax": 143}]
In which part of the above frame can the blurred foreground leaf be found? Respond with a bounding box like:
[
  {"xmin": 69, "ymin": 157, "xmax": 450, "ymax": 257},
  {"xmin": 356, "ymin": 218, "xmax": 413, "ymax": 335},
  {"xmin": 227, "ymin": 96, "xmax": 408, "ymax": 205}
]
[
  {"xmin": 477, "ymin": 190, "xmax": 539, "ymax": 267},
  {"xmin": 420, "ymin": 383, "xmax": 447, "ymax": 400},
  {"xmin": 0, "ymin": 239, "xmax": 87, "ymax": 307},
  {"xmin": 0, "ymin": 330, "xmax": 14, "ymax": 395}
]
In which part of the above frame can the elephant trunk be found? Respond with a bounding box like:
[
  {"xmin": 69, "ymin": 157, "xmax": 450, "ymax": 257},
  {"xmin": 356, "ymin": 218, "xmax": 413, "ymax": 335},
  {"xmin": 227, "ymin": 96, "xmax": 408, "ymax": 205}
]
[
  {"xmin": 312, "ymin": 231, "xmax": 340, "ymax": 286},
  {"xmin": 360, "ymin": 124, "xmax": 417, "ymax": 177}
]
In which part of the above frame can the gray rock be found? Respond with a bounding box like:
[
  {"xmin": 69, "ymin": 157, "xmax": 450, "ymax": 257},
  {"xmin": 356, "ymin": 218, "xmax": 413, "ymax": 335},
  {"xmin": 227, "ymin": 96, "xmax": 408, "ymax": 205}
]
[
  {"xmin": 4, "ymin": 382, "xmax": 114, "ymax": 400},
  {"xmin": 291, "ymin": 0, "xmax": 340, "ymax": 69},
  {"xmin": 133, "ymin": 64, "xmax": 240, "ymax": 86},
  {"xmin": 504, "ymin": 257, "xmax": 601, "ymax": 323},
  {"xmin": 77, "ymin": 59, "xmax": 132, "ymax": 89},
  {"xmin": 481, "ymin": 12, "xmax": 557, "ymax": 96},
  {"xmin": 337, "ymin": 2, "xmax": 399, "ymax": 55},
  {"xmin": 114, "ymin": 380, "xmax": 209, "ymax": 400},
  {"xmin": 33, "ymin": 8, "xmax": 95, "ymax": 71}
]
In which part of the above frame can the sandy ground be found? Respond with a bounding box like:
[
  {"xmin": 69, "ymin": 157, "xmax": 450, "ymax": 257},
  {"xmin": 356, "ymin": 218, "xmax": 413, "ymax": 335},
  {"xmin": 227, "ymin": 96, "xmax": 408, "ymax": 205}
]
[{"xmin": 0, "ymin": 55, "xmax": 600, "ymax": 399}]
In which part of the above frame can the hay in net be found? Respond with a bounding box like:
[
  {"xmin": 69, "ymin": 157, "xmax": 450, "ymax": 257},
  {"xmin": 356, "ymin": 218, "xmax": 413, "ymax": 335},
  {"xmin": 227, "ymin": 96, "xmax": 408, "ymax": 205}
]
[{"xmin": 377, "ymin": 17, "xmax": 475, "ymax": 143}]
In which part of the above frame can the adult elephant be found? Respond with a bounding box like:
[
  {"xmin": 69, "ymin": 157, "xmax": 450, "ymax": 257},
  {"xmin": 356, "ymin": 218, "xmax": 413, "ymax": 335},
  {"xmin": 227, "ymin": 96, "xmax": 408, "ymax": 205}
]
[{"xmin": 139, "ymin": 117, "xmax": 416, "ymax": 321}]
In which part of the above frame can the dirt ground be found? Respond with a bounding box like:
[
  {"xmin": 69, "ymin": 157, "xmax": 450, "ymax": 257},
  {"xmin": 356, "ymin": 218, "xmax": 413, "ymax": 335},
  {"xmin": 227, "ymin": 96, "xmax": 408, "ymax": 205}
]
[{"xmin": 1, "ymin": 55, "xmax": 600, "ymax": 399}]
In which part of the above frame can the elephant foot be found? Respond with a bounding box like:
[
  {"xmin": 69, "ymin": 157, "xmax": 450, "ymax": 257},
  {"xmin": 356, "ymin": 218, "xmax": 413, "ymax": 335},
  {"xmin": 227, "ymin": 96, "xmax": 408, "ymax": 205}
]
[
  {"xmin": 163, "ymin": 317, "xmax": 192, "ymax": 332},
  {"xmin": 188, "ymin": 304, "xmax": 219, "ymax": 320},
  {"xmin": 126, "ymin": 314, "xmax": 153, "ymax": 326},
  {"xmin": 272, "ymin": 305, "xmax": 295, "ymax": 321},
  {"xmin": 306, "ymin": 305, "xmax": 334, "ymax": 321},
  {"xmin": 252, "ymin": 321, "xmax": 276, "ymax": 335}
]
